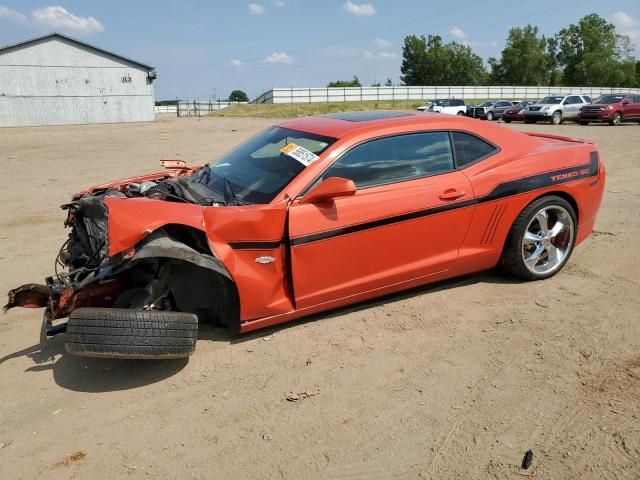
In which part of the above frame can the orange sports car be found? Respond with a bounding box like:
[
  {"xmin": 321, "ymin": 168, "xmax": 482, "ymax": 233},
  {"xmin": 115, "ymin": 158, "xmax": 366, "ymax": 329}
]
[{"xmin": 6, "ymin": 111, "xmax": 605, "ymax": 359}]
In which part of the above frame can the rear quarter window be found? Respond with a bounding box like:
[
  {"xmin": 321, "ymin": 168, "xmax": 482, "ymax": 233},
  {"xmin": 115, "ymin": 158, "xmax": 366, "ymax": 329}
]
[{"xmin": 452, "ymin": 132, "xmax": 498, "ymax": 168}]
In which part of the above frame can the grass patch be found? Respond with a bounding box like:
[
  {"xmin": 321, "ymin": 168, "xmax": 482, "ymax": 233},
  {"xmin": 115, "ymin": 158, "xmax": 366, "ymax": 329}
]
[{"xmin": 209, "ymin": 100, "xmax": 491, "ymax": 119}]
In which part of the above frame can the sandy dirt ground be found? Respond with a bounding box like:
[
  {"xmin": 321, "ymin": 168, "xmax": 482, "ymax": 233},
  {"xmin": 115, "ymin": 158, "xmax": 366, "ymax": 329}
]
[{"xmin": 0, "ymin": 114, "xmax": 639, "ymax": 479}]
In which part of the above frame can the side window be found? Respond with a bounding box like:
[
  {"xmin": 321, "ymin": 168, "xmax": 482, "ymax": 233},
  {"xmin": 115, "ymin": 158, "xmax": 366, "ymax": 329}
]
[
  {"xmin": 496, "ymin": 101, "xmax": 510, "ymax": 107},
  {"xmin": 455, "ymin": 99, "xmax": 464, "ymax": 106},
  {"xmin": 322, "ymin": 132, "xmax": 454, "ymax": 188},
  {"xmin": 452, "ymin": 132, "xmax": 498, "ymax": 168},
  {"xmin": 582, "ymin": 96, "xmax": 592, "ymax": 103},
  {"xmin": 567, "ymin": 96, "xmax": 582, "ymax": 104}
]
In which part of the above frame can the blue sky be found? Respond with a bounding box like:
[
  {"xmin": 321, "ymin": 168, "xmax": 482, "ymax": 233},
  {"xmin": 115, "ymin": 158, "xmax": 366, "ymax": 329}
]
[{"xmin": 1, "ymin": 1, "xmax": 639, "ymax": 100}]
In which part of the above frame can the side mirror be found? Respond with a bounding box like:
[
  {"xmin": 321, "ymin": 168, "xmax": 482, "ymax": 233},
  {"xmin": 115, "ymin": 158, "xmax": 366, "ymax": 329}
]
[{"xmin": 300, "ymin": 177, "xmax": 356, "ymax": 204}]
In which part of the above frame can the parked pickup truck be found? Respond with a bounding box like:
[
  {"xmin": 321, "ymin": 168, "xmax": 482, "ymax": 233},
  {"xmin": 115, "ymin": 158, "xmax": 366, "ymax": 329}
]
[{"xmin": 578, "ymin": 94, "xmax": 640, "ymax": 126}]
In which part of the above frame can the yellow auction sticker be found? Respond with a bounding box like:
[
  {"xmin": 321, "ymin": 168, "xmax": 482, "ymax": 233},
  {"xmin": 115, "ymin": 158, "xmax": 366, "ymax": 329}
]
[{"xmin": 280, "ymin": 143, "xmax": 319, "ymax": 167}]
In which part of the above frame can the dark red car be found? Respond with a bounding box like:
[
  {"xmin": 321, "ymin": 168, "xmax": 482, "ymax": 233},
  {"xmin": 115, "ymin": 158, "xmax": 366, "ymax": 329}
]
[
  {"xmin": 579, "ymin": 94, "xmax": 640, "ymax": 126},
  {"xmin": 502, "ymin": 101, "xmax": 535, "ymax": 123}
]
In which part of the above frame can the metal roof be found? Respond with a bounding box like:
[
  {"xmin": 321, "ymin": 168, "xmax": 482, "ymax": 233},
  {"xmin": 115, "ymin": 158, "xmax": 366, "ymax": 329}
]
[{"xmin": 0, "ymin": 32, "xmax": 155, "ymax": 71}]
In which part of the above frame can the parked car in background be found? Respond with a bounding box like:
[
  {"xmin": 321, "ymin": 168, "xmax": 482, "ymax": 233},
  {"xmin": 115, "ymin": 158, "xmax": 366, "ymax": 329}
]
[
  {"xmin": 524, "ymin": 95, "xmax": 591, "ymax": 125},
  {"xmin": 418, "ymin": 98, "xmax": 466, "ymax": 116},
  {"xmin": 502, "ymin": 101, "xmax": 536, "ymax": 123},
  {"xmin": 467, "ymin": 100, "xmax": 516, "ymax": 121},
  {"xmin": 578, "ymin": 94, "xmax": 640, "ymax": 126},
  {"xmin": 416, "ymin": 101, "xmax": 432, "ymax": 112}
]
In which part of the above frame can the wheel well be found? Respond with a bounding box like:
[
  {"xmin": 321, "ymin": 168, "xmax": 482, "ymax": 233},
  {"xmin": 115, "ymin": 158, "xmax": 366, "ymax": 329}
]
[
  {"xmin": 116, "ymin": 224, "xmax": 241, "ymax": 335},
  {"xmin": 531, "ymin": 191, "xmax": 579, "ymax": 223}
]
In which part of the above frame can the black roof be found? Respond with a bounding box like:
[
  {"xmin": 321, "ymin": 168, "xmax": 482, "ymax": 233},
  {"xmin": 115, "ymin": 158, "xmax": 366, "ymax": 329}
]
[
  {"xmin": 0, "ymin": 32, "xmax": 154, "ymax": 71},
  {"xmin": 320, "ymin": 111, "xmax": 415, "ymax": 122}
]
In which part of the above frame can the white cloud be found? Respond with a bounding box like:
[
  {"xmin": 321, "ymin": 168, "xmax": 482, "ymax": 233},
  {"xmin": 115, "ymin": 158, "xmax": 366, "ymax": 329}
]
[
  {"xmin": 230, "ymin": 59, "xmax": 243, "ymax": 66},
  {"xmin": 263, "ymin": 51, "xmax": 293, "ymax": 63},
  {"xmin": 248, "ymin": 3, "xmax": 265, "ymax": 15},
  {"xmin": 449, "ymin": 26, "xmax": 467, "ymax": 40},
  {"xmin": 344, "ymin": 1, "xmax": 376, "ymax": 16},
  {"xmin": 372, "ymin": 37, "xmax": 391, "ymax": 48},
  {"xmin": 0, "ymin": 5, "xmax": 27, "ymax": 22},
  {"xmin": 363, "ymin": 50, "xmax": 399, "ymax": 60},
  {"xmin": 613, "ymin": 11, "xmax": 635, "ymax": 29},
  {"xmin": 613, "ymin": 11, "xmax": 639, "ymax": 41},
  {"xmin": 274, "ymin": 0, "xmax": 286, "ymax": 7},
  {"xmin": 31, "ymin": 6, "xmax": 105, "ymax": 34}
]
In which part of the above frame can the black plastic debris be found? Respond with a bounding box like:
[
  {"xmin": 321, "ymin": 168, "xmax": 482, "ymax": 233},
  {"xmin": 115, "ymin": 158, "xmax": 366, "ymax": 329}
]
[{"xmin": 521, "ymin": 450, "xmax": 534, "ymax": 469}]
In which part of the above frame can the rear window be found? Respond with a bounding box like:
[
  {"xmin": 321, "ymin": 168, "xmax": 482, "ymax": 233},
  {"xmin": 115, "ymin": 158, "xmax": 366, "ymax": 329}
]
[{"xmin": 452, "ymin": 132, "xmax": 498, "ymax": 167}]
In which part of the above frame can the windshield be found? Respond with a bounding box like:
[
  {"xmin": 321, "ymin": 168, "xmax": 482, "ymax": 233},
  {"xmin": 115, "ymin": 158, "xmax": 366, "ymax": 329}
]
[
  {"xmin": 191, "ymin": 127, "xmax": 336, "ymax": 204},
  {"xmin": 593, "ymin": 94, "xmax": 626, "ymax": 104},
  {"xmin": 538, "ymin": 96, "xmax": 564, "ymax": 105}
]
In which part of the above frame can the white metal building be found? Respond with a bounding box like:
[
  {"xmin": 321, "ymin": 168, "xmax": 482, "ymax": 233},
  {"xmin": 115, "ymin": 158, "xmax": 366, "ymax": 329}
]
[{"xmin": 0, "ymin": 33, "xmax": 156, "ymax": 127}]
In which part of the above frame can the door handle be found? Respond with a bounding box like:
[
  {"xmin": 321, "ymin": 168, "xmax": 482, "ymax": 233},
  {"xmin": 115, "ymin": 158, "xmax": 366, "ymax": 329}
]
[{"xmin": 439, "ymin": 189, "xmax": 465, "ymax": 201}]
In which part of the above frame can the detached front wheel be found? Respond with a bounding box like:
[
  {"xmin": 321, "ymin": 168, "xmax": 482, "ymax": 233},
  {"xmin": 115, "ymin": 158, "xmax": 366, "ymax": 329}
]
[
  {"xmin": 501, "ymin": 196, "xmax": 577, "ymax": 281},
  {"xmin": 65, "ymin": 308, "xmax": 198, "ymax": 359}
]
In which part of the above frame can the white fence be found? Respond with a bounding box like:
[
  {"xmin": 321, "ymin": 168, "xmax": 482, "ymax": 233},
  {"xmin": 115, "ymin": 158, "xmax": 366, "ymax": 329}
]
[
  {"xmin": 155, "ymin": 105, "xmax": 178, "ymax": 114},
  {"xmin": 154, "ymin": 101, "xmax": 248, "ymax": 116},
  {"xmin": 252, "ymin": 86, "xmax": 640, "ymax": 104}
]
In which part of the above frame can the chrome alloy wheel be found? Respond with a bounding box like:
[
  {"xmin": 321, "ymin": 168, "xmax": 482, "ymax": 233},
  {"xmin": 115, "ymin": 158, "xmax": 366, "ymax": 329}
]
[{"xmin": 521, "ymin": 205, "xmax": 574, "ymax": 275}]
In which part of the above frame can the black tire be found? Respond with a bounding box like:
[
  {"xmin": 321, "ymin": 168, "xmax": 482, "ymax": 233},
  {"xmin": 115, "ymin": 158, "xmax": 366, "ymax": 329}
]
[
  {"xmin": 486, "ymin": 111, "xmax": 494, "ymax": 121},
  {"xmin": 551, "ymin": 111, "xmax": 562, "ymax": 125},
  {"xmin": 457, "ymin": 111, "xmax": 465, "ymax": 116},
  {"xmin": 524, "ymin": 119, "xmax": 535, "ymax": 124},
  {"xmin": 65, "ymin": 308, "xmax": 198, "ymax": 359},
  {"xmin": 504, "ymin": 119, "xmax": 512, "ymax": 123},
  {"xmin": 579, "ymin": 121, "xmax": 589, "ymax": 126},
  {"xmin": 609, "ymin": 112, "xmax": 622, "ymax": 126},
  {"xmin": 501, "ymin": 196, "xmax": 577, "ymax": 281}
]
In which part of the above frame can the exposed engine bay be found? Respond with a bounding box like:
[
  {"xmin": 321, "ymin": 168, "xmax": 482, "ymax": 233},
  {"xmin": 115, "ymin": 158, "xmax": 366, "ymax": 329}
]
[{"xmin": 4, "ymin": 162, "xmax": 239, "ymax": 340}]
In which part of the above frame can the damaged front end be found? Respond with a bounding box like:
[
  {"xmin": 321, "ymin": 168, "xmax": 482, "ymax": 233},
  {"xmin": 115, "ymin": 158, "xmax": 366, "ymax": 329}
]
[
  {"xmin": 6, "ymin": 189, "xmax": 130, "ymax": 340},
  {"xmin": 5, "ymin": 165, "xmax": 239, "ymax": 343}
]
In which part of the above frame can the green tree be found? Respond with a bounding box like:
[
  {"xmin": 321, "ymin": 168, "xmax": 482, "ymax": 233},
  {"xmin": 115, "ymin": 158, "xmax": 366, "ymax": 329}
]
[
  {"xmin": 401, "ymin": 34, "xmax": 486, "ymax": 85},
  {"xmin": 228, "ymin": 90, "xmax": 249, "ymax": 102},
  {"xmin": 385, "ymin": 77, "xmax": 393, "ymax": 86},
  {"xmin": 400, "ymin": 35, "xmax": 428, "ymax": 85},
  {"xmin": 556, "ymin": 13, "xmax": 635, "ymax": 86},
  {"xmin": 488, "ymin": 25, "xmax": 549, "ymax": 85},
  {"xmin": 327, "ymin": 76, "xmax": 362, "ymax": 87}
]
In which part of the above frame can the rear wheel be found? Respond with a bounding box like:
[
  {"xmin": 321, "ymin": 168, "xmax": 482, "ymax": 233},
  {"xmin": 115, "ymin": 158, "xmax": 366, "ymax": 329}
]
[
  {"xmin": 486, "ymin": 111, "xmax": 494, "ymax": 121},
  {"xmin": 609, "ymin": 112, "xmax": 622, "ymax": 126},
  {"xmin": 501, "ymin": 196, "xmax": 576, "ymax": 281},
  {"xmin": 551, "ymin": 111, "xmax": 562, "ymax": 125},
  {"xmin": 65, "ymin": 308, "xmax": 198, "ymax": 359},
  {"xmin": 579, "ymin": 121, "xmax": 589, "ymax": 126},
  {"xmin": 457, "ymin": 111, "xmax": 465, "ymax": 116},
  {"xmin": 504, "ymin": 119, "xmax": 512, "ymax": 123}
]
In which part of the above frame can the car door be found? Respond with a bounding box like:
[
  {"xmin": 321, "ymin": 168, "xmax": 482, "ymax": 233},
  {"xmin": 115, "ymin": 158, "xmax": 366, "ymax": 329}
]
[
  {"xmin": 287, "ymin": 131, "xmax": 475, "ymax": 309},
  {"xmin": 563, "ymin": 96, "xmax": 582, "ymax": 119},
  {"xmin": 631, "ymin": 96, "xmax": 640, "ymax": 119},
  {"xmin": 494, "ymin": 101, "xmax": 510, "ymax": 116}
]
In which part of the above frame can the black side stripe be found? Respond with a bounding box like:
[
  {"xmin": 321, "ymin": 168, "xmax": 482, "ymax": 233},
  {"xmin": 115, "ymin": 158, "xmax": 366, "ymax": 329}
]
[{"xmin": 231, "ymin": 153, "xmax": 599, "ymax": 250}]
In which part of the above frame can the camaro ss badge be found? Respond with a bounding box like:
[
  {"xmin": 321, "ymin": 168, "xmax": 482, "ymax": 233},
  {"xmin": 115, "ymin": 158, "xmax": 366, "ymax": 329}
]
[{"xmin": 255, "ymin": 256, "xmax": 276, "ymax": 264}]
